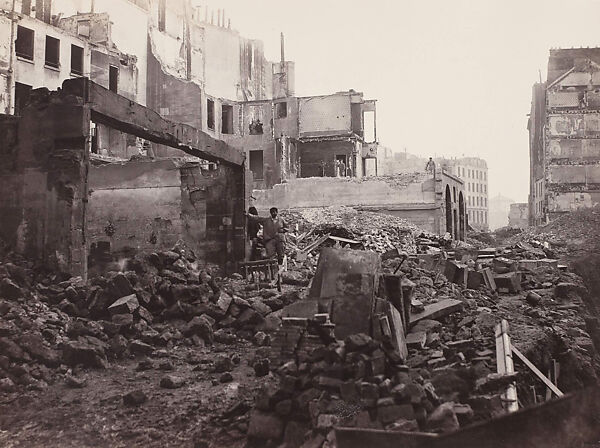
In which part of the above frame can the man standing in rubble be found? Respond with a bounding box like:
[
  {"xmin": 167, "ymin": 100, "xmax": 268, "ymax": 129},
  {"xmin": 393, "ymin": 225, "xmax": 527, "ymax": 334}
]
[{"xmin": 247, "ymin": 207, "xmax": 288, "ymax": 264}]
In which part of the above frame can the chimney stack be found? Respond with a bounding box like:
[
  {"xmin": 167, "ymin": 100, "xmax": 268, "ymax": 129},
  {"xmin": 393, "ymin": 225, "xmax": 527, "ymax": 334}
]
[{"xmin": 280, "ymin": 32, "xmax": 285, "ymax": 63}]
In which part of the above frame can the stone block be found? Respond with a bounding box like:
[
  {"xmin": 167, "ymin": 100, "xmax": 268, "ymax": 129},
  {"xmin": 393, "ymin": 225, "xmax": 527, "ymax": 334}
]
[
  {"xmin": 494, "ymin": 272, "xmax": 521, "ymax": 293},
  {"xmin": 108, "ymin": 294, "xmax": 139, "ymax": 315},
  {"xmin": 406, "ymin": 331, "xmax": 426, "ymax": 349}
]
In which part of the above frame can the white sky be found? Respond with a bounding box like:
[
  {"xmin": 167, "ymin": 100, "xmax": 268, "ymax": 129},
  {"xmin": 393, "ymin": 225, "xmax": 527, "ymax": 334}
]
[{"xmin": 200, "ymin": 0, "xmax": 600, "ymax": 202}]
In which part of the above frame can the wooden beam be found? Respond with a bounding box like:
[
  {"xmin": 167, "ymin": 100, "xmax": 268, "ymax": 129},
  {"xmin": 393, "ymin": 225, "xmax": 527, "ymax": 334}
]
[
  {"xmin": 61, "ymin": 78, "xmax": 244, "ymax": 166},
  {"xmin": 495, "ymin": 320, "xmax": 518, "ymax": 413},
  {"xmin": 512, "ymin": 346, "xmax": 564, "ymax": 398}
]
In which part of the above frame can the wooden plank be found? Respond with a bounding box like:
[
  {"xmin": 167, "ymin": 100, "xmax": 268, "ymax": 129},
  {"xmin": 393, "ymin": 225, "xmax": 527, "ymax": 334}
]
[
  {"xmin": 512, "ymin": 346, "xmax": 564, "ymax": 397},
  {"xmin": 409, "ymin": 299, "xmax": 463, "ymax": 326},
  {"xmin": 495, "ymin": 320, "xmax": 518, "ymax": 413},
  {"xmin": 386, "ymin": 303, "xmax": 408, "ymax": 360},
  {"xmin": 62, "ymin": 78, "xmax": 244, "ymax": 166}
]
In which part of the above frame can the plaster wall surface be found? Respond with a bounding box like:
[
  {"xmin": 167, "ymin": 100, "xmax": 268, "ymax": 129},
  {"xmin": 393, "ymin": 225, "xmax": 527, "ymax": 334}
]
[
  {"xmin": 299, "ymin": 94, "xmax": 352, "ymax": 137},
  {"xmin": 547, "ymin": 139, "xmax": 600, "ymax": 160},
  {"xmin": 92, "ymin": 0, "xmax": 148, "ymax": 104},
  {"xmin": 548, "ymin": 191, "xmax": 600, "ymax": 213},
  {"xmin": 547, "ymin": 164, "xmax": 600, "ymax": 185},
  {"xmin": 87, "ymin": 159, "xmax": 185, "ymax": 257},
  {"xmin": 203, "ymin": 24, "xmax": 240, "ymax": 100},
  {"xmin": 251, "ymin": 176, "xmax": 435, "ymax": 211}
]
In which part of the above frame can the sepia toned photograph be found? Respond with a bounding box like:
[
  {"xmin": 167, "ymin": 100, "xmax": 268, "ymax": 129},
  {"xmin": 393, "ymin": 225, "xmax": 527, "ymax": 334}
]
[{"xmin": 0, "ymin": 0, "xmax": 600, "ymax": 447}]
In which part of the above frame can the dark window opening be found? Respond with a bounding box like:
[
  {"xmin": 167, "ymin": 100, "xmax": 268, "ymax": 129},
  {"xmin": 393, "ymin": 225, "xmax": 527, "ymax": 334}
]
[
  {"xmin": 249, "ymin": 118, "xmax": 263, "ymax": 135},
  {"xmin": 207, "ymin": 99, "xmax": 215, "ymax": 130},
  {"xmin": 45, "ymin": 36, "xmax": 60, "ymax": 68},
  {"xmin": 109, "ymin": 65, "xmax": 119, "ymax": 93},
  {"xmin": 14, "ymin": 82, "xmax": 32, "ymax": 116},
  {"xmin": 276, "ymin": 102, "xmax": 287, "ymax": 119},
  {"xmin": 249, "ymin": 150, "xmax": 263, "ymax": 180},
  {"xmin": 71, "ymin": 44, "xmax": 84, "ymax": 75},
  {"xmin": 16, "ymin": 26, "xmax": 34, "ymax": 60},
  {"xmin": 158, "ymin": 0, "xmax": 166, "ymax": 32},
  {"xmin": 221, "ymin": 104, "xmax": 234, "ymax": 134}
]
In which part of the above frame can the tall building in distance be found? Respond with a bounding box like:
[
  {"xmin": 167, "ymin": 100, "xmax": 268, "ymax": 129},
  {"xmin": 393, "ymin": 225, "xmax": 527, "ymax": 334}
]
[
  {"xmin": 439, "ymin": 157, "xmax": 489, "ymax": 231},
  {"xmin": 529, "ymin": 48, "xmax": 600, "ymax": 226}
]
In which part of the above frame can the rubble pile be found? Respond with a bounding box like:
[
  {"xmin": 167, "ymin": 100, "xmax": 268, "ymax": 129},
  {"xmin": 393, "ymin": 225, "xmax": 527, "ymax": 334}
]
[
  {"xmin": 0, "ymin": 245, "xmax": 300, "ymax": 394},
  {"xmin": 243, "ymin": 241, "xmax": 599, "ymax": 446},
  {"xmin": 282, "ymin": 206, "xmax": 425, "ymax": 255}
]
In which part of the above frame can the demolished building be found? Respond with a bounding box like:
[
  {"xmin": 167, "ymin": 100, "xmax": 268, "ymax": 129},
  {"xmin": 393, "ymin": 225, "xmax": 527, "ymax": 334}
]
[
  {"xmin": 252, "ymin": 169, "xmax": 467, "ymax": 241},
  {"xmin": 529, "ymin": 47, "xmax": 600, "ymax": 225},
  {"xmin": 0, "ymin": 78, "xmax": 247, "ymax": 278}
]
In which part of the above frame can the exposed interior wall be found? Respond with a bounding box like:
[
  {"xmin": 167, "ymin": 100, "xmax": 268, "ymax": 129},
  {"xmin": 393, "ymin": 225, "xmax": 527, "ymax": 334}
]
[
  {"xmin": 87, "ymin": 159, "xmax": 184, "ymax": 260},
  {"xmin": 298, "ymin": 140, "xmax": 358, "ymax": 178},
  {"xmin": 91, "ymin": 0, "xmax": 148, "ymax": 104},
  {"xmin": 87, "ymin": 157, "xmax": 245, "ymax": 270},
  {"xmin": 0, "ymin": 100, "xmax": 87, "ymax": 274},
  {"xmin": 146, "ymin": 42, "xmax": 202, "ymax": 130},
  {"xmin": 298, "ymin": 94, "xmax": 352, "ymax": 137},
  {"xmin": 544, "ymin": 57, "xmax": 600, "ymax": 220}
]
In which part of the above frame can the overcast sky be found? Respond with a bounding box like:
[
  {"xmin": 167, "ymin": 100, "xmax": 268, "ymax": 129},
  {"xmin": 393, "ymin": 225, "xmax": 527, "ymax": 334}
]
[{"xmin": 201, "ymin": 0, "xmax": 600, "ymax": 202}]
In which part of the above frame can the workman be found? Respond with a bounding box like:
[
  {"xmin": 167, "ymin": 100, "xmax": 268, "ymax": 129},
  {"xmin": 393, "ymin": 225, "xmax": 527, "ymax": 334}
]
[{"xmin": 247, "ymin": 207, "xmax": 288, "ymax": 264}]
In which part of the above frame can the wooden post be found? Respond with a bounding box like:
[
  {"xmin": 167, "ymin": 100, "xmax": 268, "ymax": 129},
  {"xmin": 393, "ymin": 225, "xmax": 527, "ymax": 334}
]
[{"xmin": 495, "ymin": 319, "xmax": 518, "ymax": 413}]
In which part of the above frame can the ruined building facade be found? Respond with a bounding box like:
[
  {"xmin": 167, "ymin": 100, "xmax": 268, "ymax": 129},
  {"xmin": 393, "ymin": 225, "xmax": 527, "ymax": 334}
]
[
  {"xmin": 529, "ymin": 48, "xmax": 600, "ymax": 225},
  {"xmin": 439, "ymin": 157, "xmax": 489, "ymax": 231},
  {"xmin": 0, "ymin": 0, "xmax": 378, "ymax": 190}
]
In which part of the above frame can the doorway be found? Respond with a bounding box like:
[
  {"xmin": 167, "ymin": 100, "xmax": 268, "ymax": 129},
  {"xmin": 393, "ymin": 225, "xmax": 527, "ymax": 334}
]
[{"xmin": 335, "ymin": 154, "xmax": 347, "ymax": 177}]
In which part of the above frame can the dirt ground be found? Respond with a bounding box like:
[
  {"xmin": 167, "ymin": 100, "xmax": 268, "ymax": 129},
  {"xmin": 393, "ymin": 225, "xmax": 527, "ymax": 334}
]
[{"xmin": 0, "ymin": 341, "xmax": 270, "ymax": 448}]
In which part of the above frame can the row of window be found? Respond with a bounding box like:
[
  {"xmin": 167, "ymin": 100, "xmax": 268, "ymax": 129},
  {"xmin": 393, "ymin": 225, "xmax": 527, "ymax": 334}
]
[
  {"xmin": 459, "ymin": 167, "xmax": 486, "ymax": 181},
  {"xmin": 469, "ymin": 209, "xmax": 488, "ymax": 225},
  {"xmin": 15, "ymin": 25, "xmax": 120, "ymax": 94},
  {"xmin": 467, "ymin": 182, "xmax": 487, "ymax": 193},
  {"xmin": 16, "ymin": 25, "xmax": 85, "ymax": 75},
  {"xmin": 205, "ymin": 99, "xmax": 287, "ymax": 134},
  {"xmin": 468, "ymin": 196, "xmax": 487, "ymax": 208}
]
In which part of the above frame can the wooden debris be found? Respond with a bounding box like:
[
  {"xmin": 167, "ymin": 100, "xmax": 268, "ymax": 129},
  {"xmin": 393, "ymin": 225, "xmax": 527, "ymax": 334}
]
[
  {"xmin": 495, "ymin": 319, "xmax": 518, "ymax": 413},
  {"xmin": 512, "ymin": 346, "xmax": 564, "ymax": 398}
]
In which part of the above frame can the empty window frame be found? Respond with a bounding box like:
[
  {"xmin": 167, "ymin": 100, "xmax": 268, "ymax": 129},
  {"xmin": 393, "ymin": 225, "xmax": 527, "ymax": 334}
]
[
  {"xmin": 222, "ymin": 104, "xmax": 234, "ymax": 134},
  {"xmin": 207, "ymin": 99, "xmax": 215, "ymax": 130},
  {"xmin": 16, "ymin": 26, "xmax": 34, "ymax": 60},
  {"xmin": 109, "ymin": 65, "xmax": 119, "ymax": 93},
  {"xmin": 45, "ymin": 36, "xmax": 60, "ymax": 68},
  {"xmin": 71, "ymin": 44, "xmax": 84, "ymax": 75},
  {"xmin": 249, "ymin": 150, "xmax": 263, "ymax": 180},
  {"xmin": 276, "ymin": 101, "xmax": 287, "ymax": 119}
]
